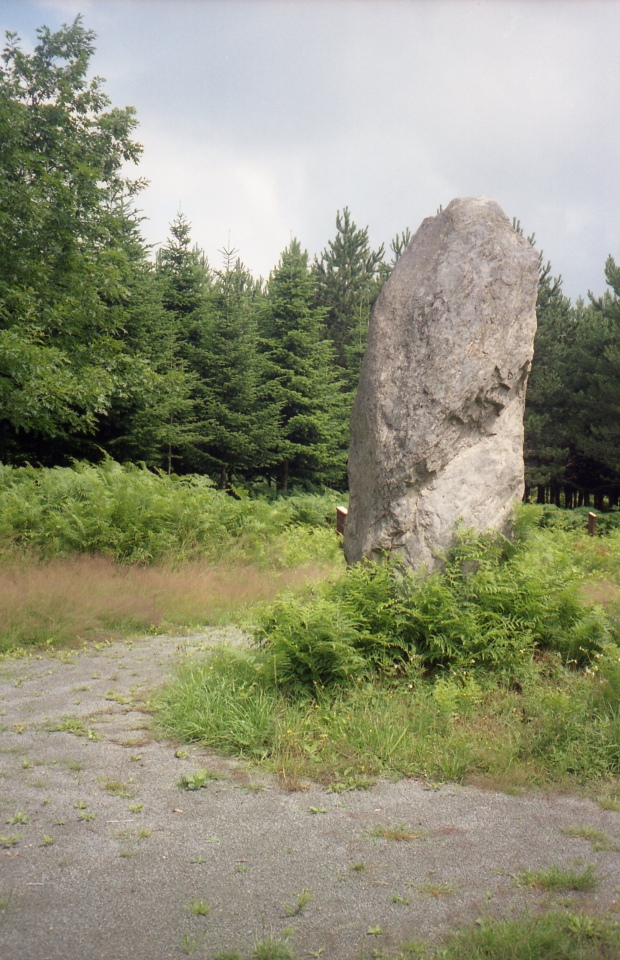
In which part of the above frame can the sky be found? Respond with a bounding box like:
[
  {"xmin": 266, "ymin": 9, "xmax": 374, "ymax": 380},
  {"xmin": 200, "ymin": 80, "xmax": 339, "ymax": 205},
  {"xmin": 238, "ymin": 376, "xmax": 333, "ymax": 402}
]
[{"xmin": 2, "ymin": 0, "xmax": 619, "ymax": 301}]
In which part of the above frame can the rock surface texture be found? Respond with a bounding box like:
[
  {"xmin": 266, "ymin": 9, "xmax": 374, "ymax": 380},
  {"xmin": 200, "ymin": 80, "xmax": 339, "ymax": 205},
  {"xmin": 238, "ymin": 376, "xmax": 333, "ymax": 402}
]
[{"xmin": 344, "ymin": 197, "xmax": 539, "ymax": 572}]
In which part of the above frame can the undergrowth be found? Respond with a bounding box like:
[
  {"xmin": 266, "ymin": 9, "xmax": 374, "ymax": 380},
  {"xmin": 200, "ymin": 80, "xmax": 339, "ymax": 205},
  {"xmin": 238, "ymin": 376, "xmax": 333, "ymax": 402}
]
[
  {"xmin": 0, "ymin": 460, "xmax": 344, "ymax": 653},
  {"xmin": 156, "ymin": 509, "xmax": 620, "ymax": 795},
  {"xmin": 0, "ymin": 459, "xmax": 343, "ymax": 565}
]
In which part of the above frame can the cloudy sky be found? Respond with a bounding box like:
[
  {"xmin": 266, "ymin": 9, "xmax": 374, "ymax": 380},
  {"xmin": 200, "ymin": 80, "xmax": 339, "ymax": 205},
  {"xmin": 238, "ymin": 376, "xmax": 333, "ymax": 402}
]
[{"xmin": 2, "ymin": 0, "xmax": 619, "ymax": 300}]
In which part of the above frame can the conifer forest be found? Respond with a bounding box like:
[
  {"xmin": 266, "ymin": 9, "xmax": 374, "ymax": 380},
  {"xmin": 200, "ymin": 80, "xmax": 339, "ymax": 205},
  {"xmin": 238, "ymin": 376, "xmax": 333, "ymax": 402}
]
[{"xmin": 2, "ymin": 19, "xmax": 619, "ymax": 507}]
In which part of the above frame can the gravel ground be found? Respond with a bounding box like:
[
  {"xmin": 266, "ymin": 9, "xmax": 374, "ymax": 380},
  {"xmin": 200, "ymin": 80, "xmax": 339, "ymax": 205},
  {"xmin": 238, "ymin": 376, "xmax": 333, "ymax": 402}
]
[{"xmin": 1, "ymin": 630, "xmax": 620, "ymax": 960}]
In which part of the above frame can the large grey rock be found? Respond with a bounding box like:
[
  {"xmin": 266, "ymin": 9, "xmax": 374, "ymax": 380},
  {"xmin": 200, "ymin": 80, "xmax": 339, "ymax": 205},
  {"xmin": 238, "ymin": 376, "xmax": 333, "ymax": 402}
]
[{"xmin": 344, "ymin": 197, "xmax": 539, "ymax": 572}]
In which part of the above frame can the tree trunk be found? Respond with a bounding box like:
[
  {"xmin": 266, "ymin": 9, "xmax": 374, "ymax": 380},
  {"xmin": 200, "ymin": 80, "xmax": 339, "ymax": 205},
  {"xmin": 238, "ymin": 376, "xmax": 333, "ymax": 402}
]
[
  {"xmin": 219, "ymin": 466, "xmax": 227, "ymax": 490},
  {"xmin": 537, "ymin": 485, "xmax": 546, "ymax": 504},
  {"xmin": 279, "ymin": 460, "xmax": 289, "ymax": 493}
]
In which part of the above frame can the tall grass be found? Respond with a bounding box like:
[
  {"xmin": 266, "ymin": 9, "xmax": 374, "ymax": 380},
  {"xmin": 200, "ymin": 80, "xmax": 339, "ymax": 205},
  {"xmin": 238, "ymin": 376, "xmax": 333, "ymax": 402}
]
[
  {"xmin": 0, "ymin": 460, "xmax": 345, "ymax": 652},
  {"xmin": 0, "ymin": 557, "xmax": 334, "ymax": 654}
]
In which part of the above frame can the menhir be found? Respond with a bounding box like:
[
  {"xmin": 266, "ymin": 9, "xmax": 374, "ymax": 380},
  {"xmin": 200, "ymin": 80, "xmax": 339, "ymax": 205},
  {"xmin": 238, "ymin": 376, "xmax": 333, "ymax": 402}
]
[{"xmin": 344, "ymin": 196, "xmax": 539, "ymax": 573}]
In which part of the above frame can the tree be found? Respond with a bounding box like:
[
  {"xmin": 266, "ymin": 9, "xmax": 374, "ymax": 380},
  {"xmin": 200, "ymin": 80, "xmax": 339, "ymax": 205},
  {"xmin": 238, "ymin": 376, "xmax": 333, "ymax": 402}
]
[
  {"xmin": 523, "ymin": 255, "xmax": 575, "ymax": 501},
  {"xmin": 196, "ymin": 248, "xmax": 271, "ymax": 486},
  {"xmin": 259, "ymin": 240, "xmax": 346, "ymax": 489},
  {"xmin": 576, "ymin": 257, "xmax": 620, "ymax": 499},
  {"xmin": 0, "ymin": 17, "xmax": 147, "ymax": 460},
  {"xmin": 313, "ymin": 207, "xmax": 384, "ymax": 388}
]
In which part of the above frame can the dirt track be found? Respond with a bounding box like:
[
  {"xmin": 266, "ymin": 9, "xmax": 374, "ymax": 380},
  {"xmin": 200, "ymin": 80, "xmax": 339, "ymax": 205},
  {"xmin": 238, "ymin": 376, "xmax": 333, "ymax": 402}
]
[{"xmin": 1, "ymin": 632, "xmax": 620, "ymax": 960}]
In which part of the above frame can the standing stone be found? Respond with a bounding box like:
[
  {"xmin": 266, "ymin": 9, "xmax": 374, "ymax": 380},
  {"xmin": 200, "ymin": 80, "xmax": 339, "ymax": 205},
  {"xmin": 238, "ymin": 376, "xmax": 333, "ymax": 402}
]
[{"xmin": 344, "ymin": 197, "xmax": 539, "ymax": 573}]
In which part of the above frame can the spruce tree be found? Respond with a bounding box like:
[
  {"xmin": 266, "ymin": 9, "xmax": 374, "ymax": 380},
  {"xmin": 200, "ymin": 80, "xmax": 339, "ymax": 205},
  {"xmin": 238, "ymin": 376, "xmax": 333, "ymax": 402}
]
[
  {"xmin": 259, "ymin": 240, "xmax": 346, "ymax": 490},
  {"xmin": 197, "ymin": 249, "xmax": 270, "ymax": 486},
  {"xmin": 313, "ymin": 207, "xmax": 384, "ymax": 389}
]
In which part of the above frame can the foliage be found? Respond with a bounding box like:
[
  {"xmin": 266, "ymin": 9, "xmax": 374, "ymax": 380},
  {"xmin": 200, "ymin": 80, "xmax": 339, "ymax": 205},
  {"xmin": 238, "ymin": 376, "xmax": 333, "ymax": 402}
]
[
  {"xmin": 256, "ymin": 517, "xmax": 616, "ymax": 690},
  {"xmin": 0, "ymin": 459, "xmax": 343, "ymax": 564},
  {"xmin": 258, "ymin": 240, "xmax": 347, "ymax": 489},
  {"xmin": 0, "ymin": 18, "xmax": 149, "ymax": 455},
  {"xmin": 156, "ymin": 508, "xmax": 620, "ymax": 795},
  {"xmin": 423, "ymin": 911, "xmax": 620, "ymax": 960}
]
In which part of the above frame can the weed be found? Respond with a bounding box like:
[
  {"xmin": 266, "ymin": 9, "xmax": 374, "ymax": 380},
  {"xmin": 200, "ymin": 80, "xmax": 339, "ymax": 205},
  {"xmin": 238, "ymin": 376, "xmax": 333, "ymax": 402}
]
[
  {"xmin": 391, "ymin": 895, "xmax": 410, "ymax": 905},
  {"xmin": 0, "ymin": 834, "xmax": 21, "ymax": 848},
  {"xmin": 101, "ymin": 779, "xmax": 135, "ymax": 798},
  {"xmin": 515, "ymin": 863, "xmax": 598, "ymax": 892},
  {"xmin": 180, "ymin": 931, "xmax": 204, "ymax": 955},
  {"xmin": 118, "ymin": 849, "xmax": 137, "ymax": 858},
  {"xmin": 367, "ymin": 925, "xmax": 383, "ymax": 936},
  {"xmin": 213, "ymin": 953, "xmax": 242, "ymax": 960},
  {"xmin": 561, "ymin": 825, "xmax": 620, "ymax": 851},
  {"xmin": 73, "ymin": 799, "xmax": 88, "ymax": 809},
  {"xmin": 190, "ymin": 855, "xmax": 208, "ymax": 864},
  {"xmin": 178, "ymin": 768, "xmax": 223, "ymax": 791},
  {"xmin": 309, "ymin": 806, "xmax": 326, "ymax": 814},
  {"xmin": 416, "ymin": 882, "xmax": 455, "ymax": 897},
  {"xmin": 77, "ymin": 811, "xmax": 97, "ymax": 821},
  {"xmin": 432, "ymin": 910, "xmax": 620, "ymax": 959},
  {"xmin": 369, "ymin": 823, "xmax": 423, "ymax": 842},
  {"xmin": 350, "ymin": 862, "xmax": 366, "ymax": 872},
  {"xmin": 283, "ymin": 888, "xmax": 313, "ymax": 917},
  {"xmin": 187, "ymin": 898, "xmax": 210, "ymax": 916},
  {"xmin": 175, "ymin": 749, "xmax": 190, "ymax": 759},
  {"xmin": 40, "ymin": 835, "xmax": 56, "ymax": 846},
  {"xmin": 129, "ymin": 754, "xmax": 142, "ymax": 762},
  {"xmin": 104, "ymin": 690, "xmax": 129, "ymax": 704},
  {"xmin": 235, "ymin": 861, "xmax": 248, "ymax": 873},
  {"xmin": 65, "ymin": 760, "xmax": 85, "ymax": 772},
  {"xmin": 0, "ymin": 889, "xmax": 12, "ymax": 910},
  {"xmin": 252, "ymin": 937, "xmax": 295, "ymax": 960},
  {"xmin": 7, "ymin": 811, "xmax": 28, "ymax": 825},
  {"xmin": 128, "ymin": 802, "xmax": 143, "ymax": 813}
]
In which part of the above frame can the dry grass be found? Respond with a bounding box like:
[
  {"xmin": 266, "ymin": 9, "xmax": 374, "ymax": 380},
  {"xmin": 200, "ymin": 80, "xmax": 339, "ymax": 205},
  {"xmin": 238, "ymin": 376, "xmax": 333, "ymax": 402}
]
[{"xmin": 0, "ymin": 555, "xmax": 333, "ymax": 653}]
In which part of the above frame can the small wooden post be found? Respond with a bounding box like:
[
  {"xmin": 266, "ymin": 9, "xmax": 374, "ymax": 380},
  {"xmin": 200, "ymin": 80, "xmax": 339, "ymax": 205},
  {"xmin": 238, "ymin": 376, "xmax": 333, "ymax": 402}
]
[
  {"xmin": 588, "ymin": 511, "xmax": 597, "ymax": 536},
  {"xmin": 336, "ymin": 505, "xmax": 348, "ymax": 537}
]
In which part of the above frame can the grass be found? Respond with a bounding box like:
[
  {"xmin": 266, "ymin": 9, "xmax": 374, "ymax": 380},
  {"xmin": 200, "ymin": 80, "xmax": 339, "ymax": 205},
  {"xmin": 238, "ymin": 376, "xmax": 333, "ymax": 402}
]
[
  {"xmin": 515, "ymin": 863, "xmax": 598, "ymax": 892},
  {"xmin": 101, "ymin": 778, "xmax": 135, "ymax": 798},
  {"xmin": 420, "ymin": 910, "xmax": 620, "ymax": 959},
  {"xmin": 283, "ymin": 888, "xmax": 313, "ymax": 916},
  {"xmin": 252, "ymin": 938, "xmax": 295, "ymax": 960},
  {"xmin": 416, "ymin": 882, "xmax": 455, "ymax": 897},
  {"xmin": 368, "ymin": 823, "xmax": 423, "ymax": 842},
  {"xmin": 178, "ymin": 768, "xmax": 223, "ymax": 790},
  {"xmin": 0, "ymin": 834, "xmax": 21, "ymax": 848},
  {"xmin": 187, "ymin": 898, "xmax": 210, "ymax": 916},
  {"xmin": 0, "ymin": 555, "xmax": 340, "ymax": 655},
  {"xmin": 0, "ymin": 463, "xmax": 343, "ymax": 654},
  {"xmin": 154, "ymin": 510, "xmax": 620, "ymax": 797},
  {"xmin": 561, "ymin": 825, "xmax": 620, "ymax": 851}
]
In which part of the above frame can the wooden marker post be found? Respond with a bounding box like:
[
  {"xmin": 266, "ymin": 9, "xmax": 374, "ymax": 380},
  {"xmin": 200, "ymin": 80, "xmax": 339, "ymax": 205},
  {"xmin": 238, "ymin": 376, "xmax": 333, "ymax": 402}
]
[
  {"xmin": 336, "ymin": 506, "xmax": 348, "ymax": 537},
  {"xmin": 588, "ymin": 511, "xmax": 597, "ymax": 536}
]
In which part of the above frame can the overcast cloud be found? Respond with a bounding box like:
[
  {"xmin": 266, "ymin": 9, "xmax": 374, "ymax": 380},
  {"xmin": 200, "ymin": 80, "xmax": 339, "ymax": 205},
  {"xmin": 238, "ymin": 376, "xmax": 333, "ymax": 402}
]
[{"xmin": 2, "ymin": 0, "xmax": 619, "ymax": 300}]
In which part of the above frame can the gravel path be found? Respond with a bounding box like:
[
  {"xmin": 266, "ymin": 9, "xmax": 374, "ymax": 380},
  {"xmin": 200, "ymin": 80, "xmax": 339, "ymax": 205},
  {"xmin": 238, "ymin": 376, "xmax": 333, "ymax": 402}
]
[{"xmin": 1, "ymin": 631, "xmax": 620, "ymax": 960}]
